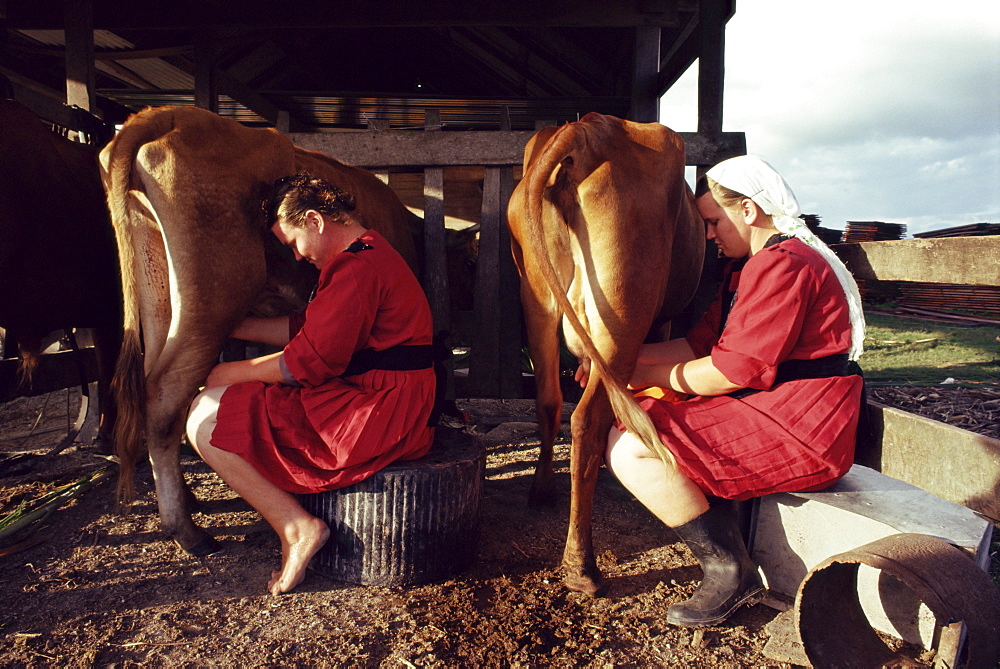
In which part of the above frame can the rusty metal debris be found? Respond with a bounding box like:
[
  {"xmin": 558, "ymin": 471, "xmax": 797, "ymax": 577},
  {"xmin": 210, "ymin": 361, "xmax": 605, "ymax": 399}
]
[{"xmin": 793, "ymin": 533, "xmax": 1000, "ymax": 668}]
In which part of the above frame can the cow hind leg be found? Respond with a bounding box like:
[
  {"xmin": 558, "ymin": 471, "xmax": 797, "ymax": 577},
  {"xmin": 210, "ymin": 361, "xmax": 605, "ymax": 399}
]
[
  {"xmin": 560, "ymin": 380, "xmax": 614, "ymax": 596},
  {"xmin": 145, "ymin": 358, "xmax": 222, "ymax": 556},
  {"xmin": 517, "ymin": 277, "xmax": 564, "ymax": 507}
]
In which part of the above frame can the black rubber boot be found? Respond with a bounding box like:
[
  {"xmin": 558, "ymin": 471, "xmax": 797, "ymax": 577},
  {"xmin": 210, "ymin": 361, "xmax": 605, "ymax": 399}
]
[{"xmin": 666, "ymin": 504, "xmax": 765, "ymax": 627}]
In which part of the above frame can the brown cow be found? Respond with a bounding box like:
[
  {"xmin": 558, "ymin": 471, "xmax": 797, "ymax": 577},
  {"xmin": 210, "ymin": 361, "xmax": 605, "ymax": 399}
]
[
  {"xmin": 100, "ymin": 105, "xmax": 421, "ymax": 556},
  {"xmin": 507, "ymin": 112, "xmax": 704, "ymax": 595},
  {"xmin": 0, "ymin": 98, "xmax": 121, "ymax": 448}
]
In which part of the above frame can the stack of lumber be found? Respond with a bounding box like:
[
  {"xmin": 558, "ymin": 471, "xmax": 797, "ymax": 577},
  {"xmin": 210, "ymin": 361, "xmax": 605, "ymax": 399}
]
[
  {"xmin": 844, "ymin": 225, "xmax": 1000, "ymax": 322},
  {"xmin": 913, "ymin": 223, "xmax": 1000, "ymax": 239},
  {"xmin": 854, "ymin": 279, "xmax": 899, "ymax": 306},
  {"xmin": 842, "ymin": 221, "xmax": 907, "ymax": 242},
  {"xmin": 802, "ymin": 214, "xmax": 844, "ymax": 245},
  {"xmin": 897, "ymin": 282, "xmax": 1000, "ymax": 318}
]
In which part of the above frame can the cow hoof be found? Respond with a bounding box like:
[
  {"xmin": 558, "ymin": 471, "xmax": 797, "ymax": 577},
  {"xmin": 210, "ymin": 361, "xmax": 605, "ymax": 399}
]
[
  {"xmin": 563, "ymin": 572, "xmax": 603, "ymax": 597},
  {"xmin": 176, "ymin": 535, "xmax": 223, "ymax": 557}
]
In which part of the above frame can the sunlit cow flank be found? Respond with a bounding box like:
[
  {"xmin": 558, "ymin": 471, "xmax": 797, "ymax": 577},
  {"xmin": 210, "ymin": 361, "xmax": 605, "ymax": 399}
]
[
  {"xmin": 0, "ymin": 98, "xmax": 122, "ymax": 448},
  {"xmin": 507, "ymin": 112, "xmax": 704, "ymax": 595},
  {"xmin": 100, "ymin": 105, "xmax": 422, "ymax": 556}
]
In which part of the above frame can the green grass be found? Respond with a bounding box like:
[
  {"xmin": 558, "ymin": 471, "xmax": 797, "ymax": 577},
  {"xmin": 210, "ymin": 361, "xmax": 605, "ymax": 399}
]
[{"xmin": 860, "ymin": 312, "xmax": 1000, "ymax": 386}]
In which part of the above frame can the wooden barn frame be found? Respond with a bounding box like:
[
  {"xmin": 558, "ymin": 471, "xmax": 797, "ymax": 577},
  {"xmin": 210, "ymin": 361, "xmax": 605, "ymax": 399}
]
[{"xmin": 1, "ymin": 0, "xmax": 747, "ymax": 400}]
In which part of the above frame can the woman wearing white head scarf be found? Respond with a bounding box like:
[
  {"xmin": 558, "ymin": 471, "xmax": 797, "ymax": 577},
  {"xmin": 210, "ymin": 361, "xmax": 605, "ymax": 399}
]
[{"xmin": 600, "ymin": 155, "xmax": 866, "ymax": 628}]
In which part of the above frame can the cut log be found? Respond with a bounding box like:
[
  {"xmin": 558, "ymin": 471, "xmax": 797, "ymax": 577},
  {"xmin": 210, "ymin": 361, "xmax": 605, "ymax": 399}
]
[{"xmin": 298, "ymin": 432, "xmax": 485, "ymax": 586}]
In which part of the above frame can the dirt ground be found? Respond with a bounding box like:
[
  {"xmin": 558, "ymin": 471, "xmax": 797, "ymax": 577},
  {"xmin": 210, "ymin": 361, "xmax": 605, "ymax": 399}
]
[{"xmin": 0, "ymin": 389, "xmax": 984, "ymax": 667}]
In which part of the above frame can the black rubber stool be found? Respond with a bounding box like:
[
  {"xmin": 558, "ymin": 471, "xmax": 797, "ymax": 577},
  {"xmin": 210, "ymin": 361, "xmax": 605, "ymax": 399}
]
[{"xmin": 298, "ymin": 432, "xmax": 484, "ymax": 586}]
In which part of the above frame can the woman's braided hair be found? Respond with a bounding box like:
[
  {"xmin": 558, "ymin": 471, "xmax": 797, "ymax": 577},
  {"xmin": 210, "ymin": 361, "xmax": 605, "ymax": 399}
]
[{"xmin": 262, "ymin": 174, "xmax": 357, "ymax": 229}]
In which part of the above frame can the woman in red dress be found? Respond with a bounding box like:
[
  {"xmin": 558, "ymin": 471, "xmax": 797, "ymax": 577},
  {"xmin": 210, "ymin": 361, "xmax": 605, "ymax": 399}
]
[
  {"xmin": 599, "ymin": 155, "xmax": 865, "ymax": 627},
  {"xmin": 186, "ymin": 174, "xmax": 435, "ymax": 595}
]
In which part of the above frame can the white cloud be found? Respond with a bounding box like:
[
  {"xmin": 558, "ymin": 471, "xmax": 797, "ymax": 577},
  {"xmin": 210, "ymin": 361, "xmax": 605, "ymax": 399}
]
[{"xmin": 662, "ymin": 0, "xmax": 1000, "ymax": 235}]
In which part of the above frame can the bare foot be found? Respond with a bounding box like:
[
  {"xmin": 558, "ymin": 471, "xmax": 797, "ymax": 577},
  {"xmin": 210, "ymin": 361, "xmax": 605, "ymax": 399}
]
[{"xmin": 267, "ymin": 517, "xmax": 330, "ymax": 595}]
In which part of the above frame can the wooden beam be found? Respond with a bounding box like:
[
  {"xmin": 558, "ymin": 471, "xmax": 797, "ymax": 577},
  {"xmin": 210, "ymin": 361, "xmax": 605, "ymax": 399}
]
[
  {"xmin": 856, "ymin": 403, "xmax": 1000, "ymax": 522},
  {"xmin": 215, "ymin": 69, "xmax": 307, "ymax": 129},
  {"xmin": 522, "ymin": 26, "xmax": 612, "ymax": 94},
  {"xmin": 630, "ymin": 25, "xmax": 661, "ymax": 122},
  {"xmin": 696, "ymin": 0, "xmax": 725, "ymax": 136},
  {"xmin": 95, "ymin": 59, "xmax": 157, "ymax": 89},
  {"xmin": 288, "ymin": 129, "xmax": 746, "ymax": 168},
  {"xmin": 657, "ymin": 11, "xmax": 699, "ymax": 94},
  {"xmin": 0, "ymin": 66, "xmax": 80, "ymax": 127},
  {"xmin": 441, "ymin": 28, "xmax": 551, "ymax": 97},
  {"xmin": 194, "ymin": 32, "xmax": 217, "ymax": 112},
  {"xmin": 5, "ymin": 1, "xmax": 685, "ymax": 30},
  {"xmin": 833, "ymin": 237, "xmax": 1000, "ymax": 286},
  {"xmin": 289, "ymin": 130, "xmax": 537, "ymax": 167},
  {"xmin": 225, "ymin": 41, "xmax": 288, "ymax": 83},
  {"xmin": 681, "ymin": 130, "xmax": 745, "ymax": 166},
  {"xmin": 64, "ymin": 0, "xmax": 96, "ymax": 113},
  {"xmin": 465, "ymin": 27, "xmax": 592, "ymax": 97}
]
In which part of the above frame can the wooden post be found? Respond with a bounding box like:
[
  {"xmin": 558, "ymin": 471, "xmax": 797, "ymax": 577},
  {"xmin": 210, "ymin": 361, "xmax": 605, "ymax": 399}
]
[
  {"xmin": 64, "ymin": 0, "xmax": 96, "ymax": 115},
  {"xmin": 276, "ymin": 110, "xmax": 291, "ymax": 134},
  {"xmin": 697, "ymin": 0, "xmax": 726, "ymax": 138},
  {"xmin": 195, "ymin": 32, "xmax": 218, "ymax": 113},
  {"xmin": 630, "ymin": 25, "xmax": 661, "ymax": 123},
  {"xmin": 367, "ymin": 118, "xmax": 390, "ymax": 184},
  {"xmin": 470, "ymin": 108, "xmax": 521, "ymax": 398},
  {"xmin": 422, "ymin": 109, "xmax": 449, "ymax": 335}
]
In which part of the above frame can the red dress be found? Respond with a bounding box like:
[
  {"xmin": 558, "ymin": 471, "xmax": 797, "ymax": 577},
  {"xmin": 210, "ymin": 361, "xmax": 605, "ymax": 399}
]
[
  {"xmin": 638, "ymin": 237, "xmax": 862, "ymax": 500},
  {"xmin": 211, "ymin": 230, "xmax": 436, "ymax": 494}
]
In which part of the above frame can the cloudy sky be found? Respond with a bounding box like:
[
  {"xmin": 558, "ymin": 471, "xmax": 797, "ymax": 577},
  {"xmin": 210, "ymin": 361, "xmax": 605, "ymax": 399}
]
[{"xmin": 659, "ymin": 0, "xmax": 1000, "ymax": 236}]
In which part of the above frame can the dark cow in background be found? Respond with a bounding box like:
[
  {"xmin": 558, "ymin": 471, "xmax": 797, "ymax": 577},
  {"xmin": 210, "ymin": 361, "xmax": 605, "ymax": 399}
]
[
  {"xmin": 101, "ymin": 105, "xmax": 430, "ymax": 556},
  {"xmin": 0, "ymin": 97, "xmax": 122, "ymax": 448},
  {"xmin": 507, "ymin": 112, "xmax": 704, "ymax": 595}
]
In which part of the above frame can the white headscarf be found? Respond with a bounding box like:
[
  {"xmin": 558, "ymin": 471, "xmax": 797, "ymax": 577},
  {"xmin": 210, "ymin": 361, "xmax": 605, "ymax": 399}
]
[{"xmin": 706, "ymin": 155, "xmax": 865, "ymax": 361}]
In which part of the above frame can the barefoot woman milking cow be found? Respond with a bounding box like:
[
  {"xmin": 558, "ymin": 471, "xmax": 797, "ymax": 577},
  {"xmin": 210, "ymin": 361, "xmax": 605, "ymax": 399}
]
[
  {"xmin": 186, "ymin": 175, "xmax": 436, "ymax": 595},
  {"xmin": 578, "ymin": 155, "xmax": 866, "ymax": 627}
]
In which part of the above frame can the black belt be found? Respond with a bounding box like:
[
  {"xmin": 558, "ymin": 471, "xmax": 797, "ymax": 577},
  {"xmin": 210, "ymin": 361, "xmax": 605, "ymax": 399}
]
[
  {"xmin": 729, "ymin": 353, "xmax": 859, "ymax": 399},
  {"xmin": 341, "ymin": 344, "xmax": 434, "ymax": 377}
]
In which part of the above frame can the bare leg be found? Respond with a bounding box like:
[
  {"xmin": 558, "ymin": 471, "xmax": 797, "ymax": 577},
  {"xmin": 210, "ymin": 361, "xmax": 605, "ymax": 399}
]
[
  {"xmin": 604, "ymin": 427, "xmax": 709, "ymax": 527},
  {"xmin": 186, "ymin": 388, "xmax": 330, "ymax": 594}
]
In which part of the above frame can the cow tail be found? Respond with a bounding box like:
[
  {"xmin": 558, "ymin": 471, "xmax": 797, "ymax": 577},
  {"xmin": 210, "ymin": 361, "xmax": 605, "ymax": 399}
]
[
  {"xmin": 524, "ymin": 124, "xmax": 680, "ymax": 474},
  {"xmin": 102, "ymin": 119, "xmax": 156, "ymax": 505},
  {"xmin": 16, "ymin": 344, "xmax": 40, "ymax": 386}
]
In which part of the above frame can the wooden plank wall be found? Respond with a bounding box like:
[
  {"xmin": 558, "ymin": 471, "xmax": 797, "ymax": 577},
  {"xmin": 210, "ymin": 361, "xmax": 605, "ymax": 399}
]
[{"xmin": 292, "ymin": 110, "xmax": 525, "ymax": 399}]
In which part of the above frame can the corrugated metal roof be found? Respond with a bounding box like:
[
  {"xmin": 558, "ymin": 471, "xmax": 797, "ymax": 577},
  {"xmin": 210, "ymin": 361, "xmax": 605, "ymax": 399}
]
[
  {"xmin": 17, "ymin": 29, "xmax": 133, "ymax": 49},
  {"xmin": 17, "ymin": 29, "xmax": 195, "ymax": 90}
]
